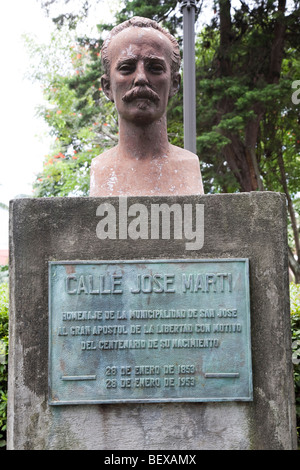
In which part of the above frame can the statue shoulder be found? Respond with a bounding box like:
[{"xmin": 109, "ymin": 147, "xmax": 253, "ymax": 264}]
[
  {"xmin": 169, "ymin": 144, "xmax": 199, "ymax": 161},
  {"xmin": 91, "ymin": 146, "xmax": 118, "ymax": 168}
]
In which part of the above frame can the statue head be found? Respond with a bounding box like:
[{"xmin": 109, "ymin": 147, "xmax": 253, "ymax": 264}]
[
  {"xmin": 101, "ymin": 16, "xmax": 181, "ymax": 79},
  {"xmin": 100, "ymin": 16, "xmax": 182, "ymax": 125}
]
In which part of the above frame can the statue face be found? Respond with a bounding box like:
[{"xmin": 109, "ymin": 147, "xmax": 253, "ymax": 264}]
[{"xmin": 101, "ymin": 27, "xmax": 181, "ymax": 125}]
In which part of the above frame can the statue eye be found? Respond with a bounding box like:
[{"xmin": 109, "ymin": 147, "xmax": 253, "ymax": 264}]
[
  {"xmin": 118, "ymin": 63, "xmax": 135, "ymax": 74},
  {"xmin": 149, "ymin": 63, "xmax": 164, "ymax": 73}
]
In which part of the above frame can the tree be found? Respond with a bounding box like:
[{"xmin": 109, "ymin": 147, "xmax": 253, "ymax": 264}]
[
  {"xmin": 194, "ymin": 0, "xmax": 300, "ymax": 280},
  {"xmin": 24, "ymin": 24, "xmax": 118, "ymax": 197},
  {"xmin": 38, "ymin": 0, "xmax": 95, "ymax": 28},
  {"xmin": 198, "ymin": 0, "xmax": 299, "ymax": 192},
  {"xmin": 30, "ymin": 0, "xmax": 300, "ymax": 281}
]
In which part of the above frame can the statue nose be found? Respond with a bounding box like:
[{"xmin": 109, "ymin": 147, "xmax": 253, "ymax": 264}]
[{"xmin": 133, "ymin": 63, "xmax": 149, "ymax": 86}]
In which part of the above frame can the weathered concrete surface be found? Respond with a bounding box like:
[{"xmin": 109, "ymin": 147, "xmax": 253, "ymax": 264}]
[{"xmin": 7, "ymin": 192, "xmax": 297, "ymax": 449}]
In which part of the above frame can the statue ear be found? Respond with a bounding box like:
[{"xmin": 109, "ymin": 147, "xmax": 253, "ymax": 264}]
[
  {"xmin": 169, "ymin": 72, "xmax": 181, "ymax": 99},
  {"xmin": 101, "ymin": 75, "xmax": 114, "ymax": 102}
]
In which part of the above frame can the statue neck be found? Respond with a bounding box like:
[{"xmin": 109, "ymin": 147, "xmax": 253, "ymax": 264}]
[{"xmin": 117, "ymin": 115, "xmax": 170, "ymax": 160}]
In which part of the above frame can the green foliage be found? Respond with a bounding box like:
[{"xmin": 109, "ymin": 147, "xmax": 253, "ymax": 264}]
[
  {"xmin": 195, "ymin": 23, "xmax": 300, "ymax": 192},
  {"xmin": 0, "ymin": 281, "xmax": 9, "ymax": 448},
  {"xmin": 290, "ymin": 282, "xmax": 300, "ymax": 439},
  {"xmin": 24, "ymin": 27, "xmax": 119, "ymax": 197},
  {"xmin": 114, "ymin": 0, "xmax": 183, "ymax": 37}
]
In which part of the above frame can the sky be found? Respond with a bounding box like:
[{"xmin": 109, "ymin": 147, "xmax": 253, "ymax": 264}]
[
  {"xmin": 0, "ymin": 0, "xmax": 51, "ymax": 249},
  {"xmin": 0, "ymin": 0, "xmax": 117, "ymax": 250}
]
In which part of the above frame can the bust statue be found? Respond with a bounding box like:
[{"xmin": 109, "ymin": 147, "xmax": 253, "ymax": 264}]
[{"xmin": 89, "ymin": 16, "xmax": 204, "ymax": 196}]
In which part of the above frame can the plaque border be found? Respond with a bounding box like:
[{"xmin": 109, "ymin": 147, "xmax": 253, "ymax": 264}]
[{"xmin": 48, "ymin": 258, "xmax": 252, "ymax": 405}]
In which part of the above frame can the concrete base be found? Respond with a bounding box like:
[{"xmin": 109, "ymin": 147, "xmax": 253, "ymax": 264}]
[{"xmin": 7, "ymin": 193, "xmax": 297, "ymax": 449}]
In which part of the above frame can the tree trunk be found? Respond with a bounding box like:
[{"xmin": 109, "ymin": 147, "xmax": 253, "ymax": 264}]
[
  {"xmin": 217, "ymin": 0, "xmax": 262, "ymax": 191},
  {"xmin": 268, "ymin": 0, "xmax": 287, "ymax": 84},
  {"xmin": 221, "ymin": 133, "xmax": 257, "ymax": 191},
  {"xmin": 219, "ymin": 0, "xmax": 232, "ymax": 76},
  {"xmin": 288, "ymin": 247, "xmax": 300, "ymax": 284},
  {"xmin": 277, "ymin": 150, "xmax": 300, "ymax": 283}
]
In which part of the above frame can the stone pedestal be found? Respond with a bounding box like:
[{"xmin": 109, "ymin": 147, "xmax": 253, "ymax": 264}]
[{"xmin": 7, "ymin": 193, "xmax": 297, "ymax": 450}]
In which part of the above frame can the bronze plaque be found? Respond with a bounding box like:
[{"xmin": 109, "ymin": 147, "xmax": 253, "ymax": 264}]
[{"xmin": 49, "ymin": 259, "xmax": 252, "ymax": 404}]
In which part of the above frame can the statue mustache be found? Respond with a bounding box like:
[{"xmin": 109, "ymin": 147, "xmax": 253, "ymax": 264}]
[{"xmin": 122, "ymin": 86, "xmax": 160, "ymax": 103}]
